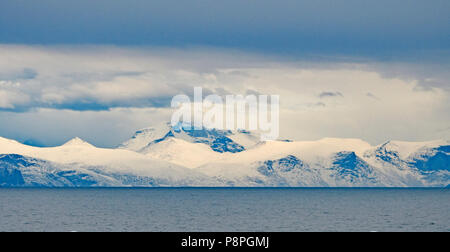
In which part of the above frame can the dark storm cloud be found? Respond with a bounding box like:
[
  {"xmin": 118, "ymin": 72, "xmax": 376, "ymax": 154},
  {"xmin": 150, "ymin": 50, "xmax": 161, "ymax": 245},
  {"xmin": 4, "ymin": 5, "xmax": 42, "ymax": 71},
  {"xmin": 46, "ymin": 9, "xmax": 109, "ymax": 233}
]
[{"xmin": 0, "ymin": 0, "xmax": 449, "ymax": 56}]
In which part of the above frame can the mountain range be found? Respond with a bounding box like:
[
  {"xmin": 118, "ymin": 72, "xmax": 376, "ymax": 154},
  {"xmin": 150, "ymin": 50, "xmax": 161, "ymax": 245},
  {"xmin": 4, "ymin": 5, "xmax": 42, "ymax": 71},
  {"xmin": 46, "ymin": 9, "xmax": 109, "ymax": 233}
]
[{"xmin": 0, "ymin": 123, "xmax": 449, "ymax": 187}]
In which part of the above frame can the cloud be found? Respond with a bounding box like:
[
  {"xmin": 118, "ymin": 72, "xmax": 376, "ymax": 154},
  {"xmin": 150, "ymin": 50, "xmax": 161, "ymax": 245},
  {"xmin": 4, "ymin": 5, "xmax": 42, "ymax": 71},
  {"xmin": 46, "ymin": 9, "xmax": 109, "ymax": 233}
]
[
  {"xmin": 319, "ymin": 91, "xmax": 343, "ymax": 98},
  {"xmin": 0, "ymin": 68, "xmax": 37, "ymax": 81},
  {"xmin": 0, "ymin": 107, "xmax": 173, "ymax": 147},
  {"xmin": 0, "ymin": 81, "xmax": 30, "ymax": 109},
  {"xmin": 0, "ymin": 45, "xmax": 449, "ymax": 146},
  {"xmin": 366, "ymin": 92, "xmax": 380, "ymax": 100}
]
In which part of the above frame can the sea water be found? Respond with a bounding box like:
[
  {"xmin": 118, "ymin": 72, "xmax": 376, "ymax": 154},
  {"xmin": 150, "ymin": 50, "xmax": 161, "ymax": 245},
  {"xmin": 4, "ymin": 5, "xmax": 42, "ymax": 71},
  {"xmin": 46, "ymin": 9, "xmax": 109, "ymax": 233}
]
[{"xmin": 0, "ymin": 188, "xmax": 448, "ymax": 232}]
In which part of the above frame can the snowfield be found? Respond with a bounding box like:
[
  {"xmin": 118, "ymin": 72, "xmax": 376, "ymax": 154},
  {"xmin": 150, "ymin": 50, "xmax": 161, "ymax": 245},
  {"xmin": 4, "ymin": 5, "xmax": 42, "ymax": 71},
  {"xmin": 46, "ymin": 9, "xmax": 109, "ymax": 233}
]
[{"xmin": 0, "ymin": 123, "xmax": 449, "ymax": 187}]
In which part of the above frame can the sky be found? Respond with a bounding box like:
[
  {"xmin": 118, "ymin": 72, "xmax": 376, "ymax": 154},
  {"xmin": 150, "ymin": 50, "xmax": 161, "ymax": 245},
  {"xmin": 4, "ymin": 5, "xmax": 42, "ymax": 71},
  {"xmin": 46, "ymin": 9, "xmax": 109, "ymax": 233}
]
[{"xmin": 0, "ymin": 0, "xmax": 449, "ymax": 147}]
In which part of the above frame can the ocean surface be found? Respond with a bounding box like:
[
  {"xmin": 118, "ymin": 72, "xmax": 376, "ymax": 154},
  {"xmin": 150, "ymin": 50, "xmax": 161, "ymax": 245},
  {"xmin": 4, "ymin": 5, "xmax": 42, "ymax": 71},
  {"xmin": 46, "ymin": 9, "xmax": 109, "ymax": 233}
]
[{"xmin": 0, "ymin": 188, "xmax": 448, "ymax": 232}]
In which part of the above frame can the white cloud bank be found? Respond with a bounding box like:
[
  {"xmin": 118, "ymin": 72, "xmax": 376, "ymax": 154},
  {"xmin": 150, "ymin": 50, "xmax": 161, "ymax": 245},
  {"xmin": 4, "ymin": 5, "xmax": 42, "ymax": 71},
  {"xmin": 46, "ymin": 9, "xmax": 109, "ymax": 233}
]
[{"xmin": 0, "ymin": 45, "xmax": 448, "ymax": 146}]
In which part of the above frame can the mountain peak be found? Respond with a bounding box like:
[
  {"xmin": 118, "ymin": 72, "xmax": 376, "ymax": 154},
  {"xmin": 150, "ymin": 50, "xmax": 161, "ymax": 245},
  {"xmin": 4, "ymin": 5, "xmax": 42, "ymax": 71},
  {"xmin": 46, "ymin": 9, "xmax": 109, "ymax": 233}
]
[
  {"xmin": 118, "ymin": 123, "xmax": 172, "ymax": 152},
  {"xmin": 62, "ymin": 137, "xmax": 93, "ymax": 147},
  {"xmin": 120, "ymin": 122, "xmax": 262, "ymax": 153}
]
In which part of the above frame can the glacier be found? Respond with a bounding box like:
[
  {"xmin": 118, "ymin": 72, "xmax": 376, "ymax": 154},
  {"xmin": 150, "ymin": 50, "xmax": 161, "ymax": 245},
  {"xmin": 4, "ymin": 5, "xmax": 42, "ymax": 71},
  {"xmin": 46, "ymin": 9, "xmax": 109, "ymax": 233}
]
[{"xmin": 0, "ymin": 123, "xmax": 449, "ymax": 187}]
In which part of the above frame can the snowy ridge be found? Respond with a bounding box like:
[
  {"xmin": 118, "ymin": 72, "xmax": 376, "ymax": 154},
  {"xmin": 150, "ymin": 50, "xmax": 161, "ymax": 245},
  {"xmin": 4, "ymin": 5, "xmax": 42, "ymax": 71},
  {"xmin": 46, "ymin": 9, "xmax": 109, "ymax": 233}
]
[
  {"xmin": 0, "ymin": 125, "xmax": 449, "ymax": 187},
  {"xmin": 119, "ymin": 122, "xmax": 261, "ymax": 153},
  {"xmin": 0, "ymin": 136, "xmax": 219, "ymax": 187},
  {"xmin": 118, "ymin": 122, "xmax": 172, "ymax": 152}
]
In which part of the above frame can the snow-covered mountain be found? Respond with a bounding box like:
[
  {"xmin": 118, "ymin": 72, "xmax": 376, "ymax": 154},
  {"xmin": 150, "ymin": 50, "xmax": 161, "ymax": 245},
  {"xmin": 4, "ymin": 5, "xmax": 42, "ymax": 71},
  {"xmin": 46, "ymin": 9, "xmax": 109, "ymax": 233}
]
[
  {"xmin": 119, "ymin": 122, "xmax": 261, "ymax": 153},
  {"xmin": 0, "ymin": 124, "xmax": 449, "ymax": 187},
  {"xmin": 0, "ymin": 136, "xmax": 219, "ymax": 187}
]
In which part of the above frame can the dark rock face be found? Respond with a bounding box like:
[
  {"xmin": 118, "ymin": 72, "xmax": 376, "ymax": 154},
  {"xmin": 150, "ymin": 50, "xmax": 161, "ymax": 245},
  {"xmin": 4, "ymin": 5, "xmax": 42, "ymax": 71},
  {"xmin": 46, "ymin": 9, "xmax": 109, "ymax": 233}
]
[
  {"xmin": 0, "ymin": 154, "xmax": 103, "ymax": 187},
  {"xmin": 256, "ymin": 155, "xmax": 327, "ymax": 187},
  {"xmin": 331, "ymin": 151, "xmax": 377, "ymax": 183},
  {"xmin": 155, "ymin": 126, "xmax": 246, "ymax": 153},
  {"xmin": 411, "ymin": 146, "xmax": 450, "ymax": 172},
  {"xmin": 0, "ymin": 154, "xmax": 38, "ymax": 168},
  {"xmin": 210, "ymin": 137, "xmax": 245, "ymax": 153},
  {"xmin": 0, "ymin": 154, "xmax": 180, "ymax": 187},
  {"xmin": 0, "ymin": 167, "xmax": 25, "ymax": 186},
  {"xmin": 437, "ymin": 146, "xmax": 450, "ymax": 153},
  {"xmin": 0, "ymin": 154, "xmax": 27, "ymax": 186},
  {"xmin": 177, "ymin": 127, "xmax": 246, "ymax": 153},
  {"xmin": 258, "ymin": 155, "xmax": 304, "ymax": 176},
  {"xmin": 371, "ymin": 142, "xmax": 402, "ymax": 165}
]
